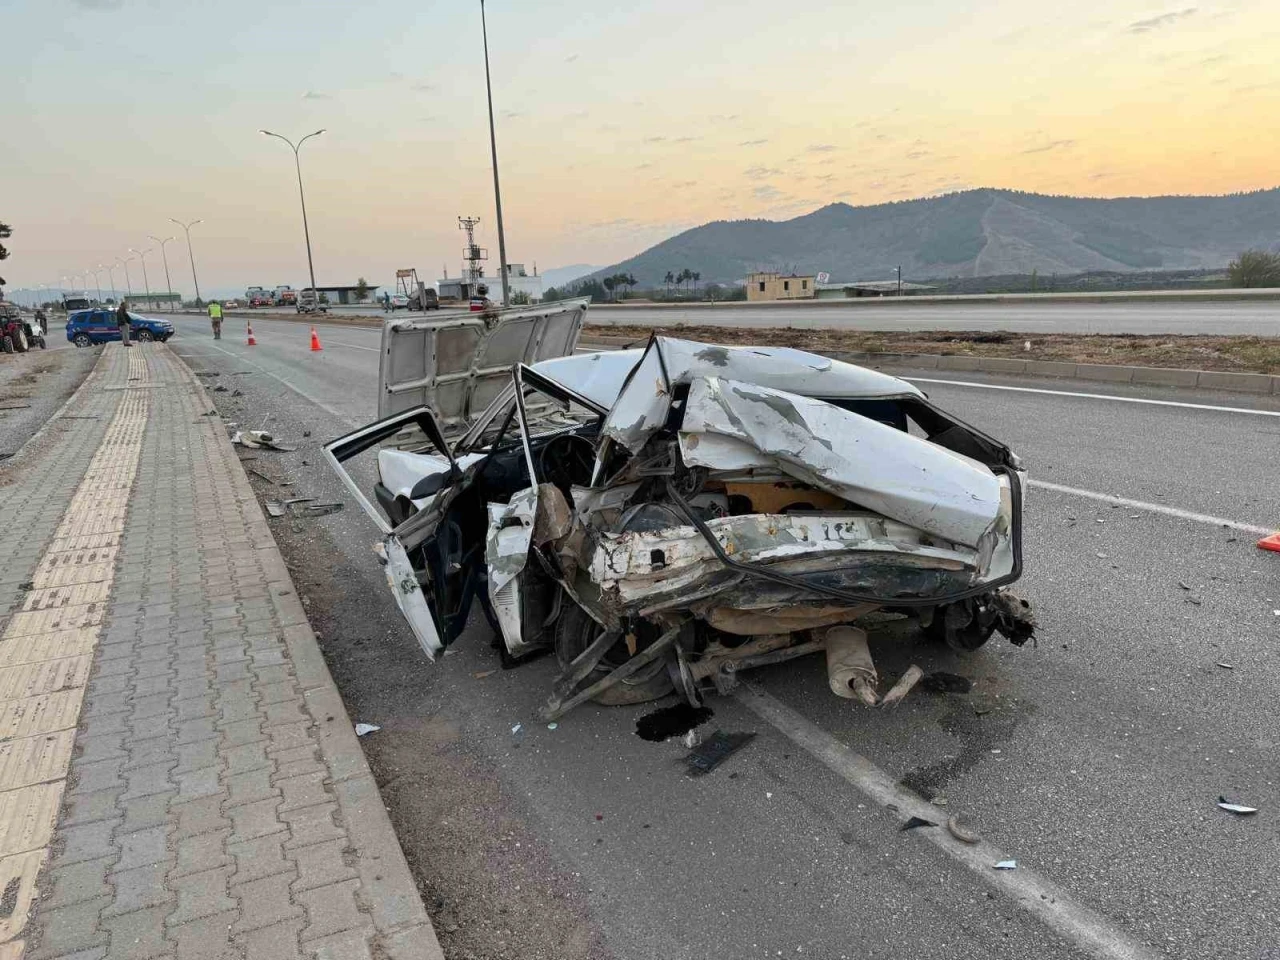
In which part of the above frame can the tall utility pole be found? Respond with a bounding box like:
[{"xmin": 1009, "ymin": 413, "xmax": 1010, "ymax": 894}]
[
  {"xmin": 102, "ymin": 264, "xmax": 118, "ymax": 301},
  {"xmin": 169, "ymin": 219, "xmax": 203, "ymax": 304},
  {"xmin": 479, "ymin": 0, "xmax": 510, "ymax": 307},
  {"xmin": 89, "ymin": 268, "xmax": 103, "ymax": 303},
  {"xmin": 260, "ymin": 130, "xmax": 324, "ymax": 303},
  {"xmin": 130, "ymin": 248, "xmax": 153, "ymax": 309},
  {"xmin": 117, "ymin": 257, "xmax": 134, "ymax": 298},
  {"xmin": 895, "ymin": 264, "xmax": 902, "ymax": 297},
  {"xmin": 149, "ymin": 236, "xmax": 177, "ymax": 311}
]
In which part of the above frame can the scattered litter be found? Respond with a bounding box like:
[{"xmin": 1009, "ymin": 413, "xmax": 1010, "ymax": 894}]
[
  {"xmin": 686, "ymin": 731, "xmax": 756, "ymax": 776},
  {"xmin": 899, "ymin": 816, "xmax": 936, "ymax": 832},
  {"xmin": 303, "ymin": 430, "xmax": 312, "ymax": 437},
  {"xmin": 994, "ymin": 860, "xmax": 1017, "ymax": 870},
  {"xmin": 265, "ymin": 497, "xmax": 315, "ymax": 519},
  {"xmin": 546, "ymin": 722, "xmax": 558, "ymax": 730},
  {"xmin": 1215, "ymin": 662, "xmax": 1234, "ymax": 669},
  {"xmin": 1184, "ymin": 597, "xmax": 1202, "ymax": 606},
  {"xmin": 265, "ymin": 501, "xmax": 286, "ymax": 518},
  {"xmin": 880, "ymin": 664, "xmax": 924, "ymax": 707},
  {"xmin": 213, "ymin": 385, "xmax": 228, "ymax": 392},
  {"xmin": 231, "ymin": 429, "xmax": 296, "ymax": 452},
  {"xmin": 1095, "ymin": 552, "xmax": 1108, "ymax": 559},
  {"xmin": 472, "ymin": 670, "xmax": 496, "ymax": 679},
  {"xmin": 1128, "ymin": 514, "xmax": 1141, "ymax": 519},
  {"xmin": 17, "ymin": 581, "xmax": 33, "ymax": 592},
  {"xmin": 681, "ymin": 729, "xmax": 702, "ymax": 749},
  {"xmin": 921, "ymin": 672, "xmax": 972, "ymax": 694},
  {"xmin": 1216, "ymin": 796, "xmax": 1258, "ymax": 815},
  {"xmin": 930, "ymin": 797, "xmax": 948, "ymax": 807},
  {"xmin": 248, "ymin": 467, "xmax": 278, "ymax": 484},
  {"xmin": 635, "ymin": 702, "xmax": 714, "ymax": 743},
  {"xmin": 231, "ymin": 389, "xmax": 243, "ymax": 397},
  {"xmin": 354, "ymin": 723, "xmax": 380, "ymax": 737},
  {"xmin": 1178, "ymin": 581, "xmax": 1192, "ymax": 591},
  {"xmin": 947, "ymin": 815, "xmax": 981, "ymax": 844},
  {"xmin": 594, "ymin": 813, "xmax": 603, "ymax": 821},
  {"xmin": 511, "ymin": 723, "xmax": 522, "ymax": 735},
  {"xmin": 294, "ymin": 502, "xmax": 342, "ymax": 517}
]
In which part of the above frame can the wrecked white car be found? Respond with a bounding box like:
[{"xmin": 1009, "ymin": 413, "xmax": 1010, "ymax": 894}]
[{"xmin": 325, "ymin": 299, "xmax": 1034, "ymax": 719}]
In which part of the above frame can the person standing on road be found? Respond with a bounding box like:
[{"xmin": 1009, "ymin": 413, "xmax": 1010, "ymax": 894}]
[
  {"xmin": 208, "ymin": 300, "xmax": 223, "ymax": 339},
  {"xmin": 116, "ymin": 299, "xmax": 132, "ymax": 347}
]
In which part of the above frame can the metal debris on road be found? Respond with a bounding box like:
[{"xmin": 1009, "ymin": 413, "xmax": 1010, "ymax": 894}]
[
  {"xmin": 899, "ymin": 816, "xmax": 936, "ymax": 832},
  {"xmin": 880, "ymin": 665, "xmax": 925, "ymax": 707},
  {"xmin": 685, "ymin": 731, "xmax": 756, "ymax": 776},
  {"xmin": 213, "ymin": 385, "xmax": 228, "ymax": 392},
  {"xmin": 1215, "ymin": 662, "xmax": 1235, "ymax": 669},
  {"xmin": 947, "ymin": 815, "xmax": 981, "ymax": 844},
  {"xmin": 354, "ymin": 723, "xmax": 381, "ymax": 737},
  {"xmin": 1216, "ymin": 797, "xmax": 1258, "ymax": 815},
  {"xmin": 231, "ymin": 429, "xmax": 297, "ymax": 452},
  {"xmin": 994, "ymin": 860, "xmax": 1018, "ymax": 870},
  {"xmin": 511, "ymin": 723, "xmax": 523, "ymax": 734}
]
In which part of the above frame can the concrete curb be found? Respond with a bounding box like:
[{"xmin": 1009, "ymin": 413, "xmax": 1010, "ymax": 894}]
[
  {"xmin": 172, "ymin": 345, "xmax": 446, "ymax": 960},
  {"xmin": 579, "ymin": 335, "xmax": 1280, "ymax": 396}
]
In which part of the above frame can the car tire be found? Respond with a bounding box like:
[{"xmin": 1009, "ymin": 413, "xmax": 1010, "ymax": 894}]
[
  {"xmin": 1, "ymin": 335, "xmax": 12, "ymax": 354},
  {"xmin": 73, "ymin": 333, "xmax": 92, "ymax": 348},
  {"xmin": 35, "ymin": 337, "xmax": 46, "ymax": 350},
  {"xmin": 554, "ymin": 601, "xmax": 675, "ymax": 706},
  {"xmin": 136, "ymin": 329, "xmax": 154, "ymax": 342}
]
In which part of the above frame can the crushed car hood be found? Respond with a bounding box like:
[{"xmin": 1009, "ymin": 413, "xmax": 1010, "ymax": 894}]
[{"xmin": 378, "ymin": 297, "xmax": 589, "ymax": 432}]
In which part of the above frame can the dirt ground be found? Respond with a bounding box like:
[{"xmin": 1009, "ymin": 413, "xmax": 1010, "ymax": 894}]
[{"xmin": 584, "ymin": 323, "xmax": 1280, "ymax": 374}]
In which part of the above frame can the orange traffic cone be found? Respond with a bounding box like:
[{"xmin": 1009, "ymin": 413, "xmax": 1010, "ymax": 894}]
[
  {"xmin": 246, "ymin": 322, "xmax": 257, "ymax": 346},
  {"xmin": 1258, "ymin": 533, "xmax": 1280, "ymax": 553},
  {"xmin": 309, "ymin": 327, "xmax": 322, "ymax": 352}
]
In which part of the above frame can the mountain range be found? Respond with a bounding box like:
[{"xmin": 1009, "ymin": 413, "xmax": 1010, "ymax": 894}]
[{"xmin": 584, "ymin": 187, "xmax": 1280, "ymax": 287}]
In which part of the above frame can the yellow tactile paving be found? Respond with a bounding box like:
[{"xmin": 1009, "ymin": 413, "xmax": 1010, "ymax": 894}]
[
  {"xmin": 0, "ymin": 659, "xmax": 92, "ymax": 702},
  {"xmin": 0, "ymin": 784, "xmax": 62, "ymax": 857},
  {"xmin": 0, "ymin": 630, "xmax": 99, "ymax": 670},
  {"xmin": 0, "ymin": 851, "xmax": 46, "ymax": 944},
  {"xmin": 0, "ymin": 348, "xmax": 151, "ymax": 958}
]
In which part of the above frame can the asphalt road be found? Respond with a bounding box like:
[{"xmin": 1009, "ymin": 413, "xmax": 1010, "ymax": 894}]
[
  {"xmin": 167, "ymin": 312, "xmax": 1280, "ymax": 960},
  {"xmin": 589, "ymin": 301, "xmax": 1280, "ymax": 336}
]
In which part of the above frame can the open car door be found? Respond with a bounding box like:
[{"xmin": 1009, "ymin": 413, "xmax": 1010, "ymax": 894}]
[{"xmin": 324, "ymin": 406, "xmax": 482, "ymax": 660}]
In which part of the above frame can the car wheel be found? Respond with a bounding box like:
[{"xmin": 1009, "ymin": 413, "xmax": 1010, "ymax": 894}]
[
  {"xmin": 73, "ymin": 332, "xmax": 92, "ymax": 348},
  {"xmin": 1, "ymin": 335, "xmax": 12, "ymax": 354},
  {"xmin": 136, "ymin": 329, "xmax": 155, "ymax": 342},
  {"xmin": 554, "ymin": 601, "xmax": 675, "ymax": 706},
  {"xmin": 36, "ymin": 338, "xmax": 47, "ymax": 350},
  {"xmin": 12, "ymin": 327, "xmax": 28, "ymax": 353}
]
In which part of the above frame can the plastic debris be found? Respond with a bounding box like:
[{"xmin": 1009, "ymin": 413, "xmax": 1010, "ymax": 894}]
[
  {"xmin": 686, "ymin": 731, "xmax": 756, "ymax": 776},
  {"xmin": 547, "ymin": 722, "xmax": 558, "ymax": 730},
  {"xmin": 1216, "ymin": 797, "xmax": 1258, "ymax": 815},
  {"xmin": 947, "ymin": 815, "xmax": 981, "ymax": 844},
  {"xmin": 472, "ymin": 670, "xmax": 496, "ymax": 679},
  {"xmin": 511, "ymin": 723, "xmax": 523, "ymax": 735},
  {"xmin": 1216, "ymin": 662, "xmax": 1234, "ymax": 669},
  {"xmin": 899, "ymin": 816, "xmax": 936, "ymax": 832},
  {"xmin": 994, "ymin": 860, "xmax": 1017, "ymax": 870},
  {"xmin": 354, "ymin": 723, "xmax": 380, "ymax": 737}
]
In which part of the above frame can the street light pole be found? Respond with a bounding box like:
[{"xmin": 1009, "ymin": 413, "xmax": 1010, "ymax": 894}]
[
  {"xmin": 169, "ymin": 219, "xmax": 203, "ymax": 304},
  {"xmin": 102, "ymin": 264, "xmax": 118, "ymax": 301},
  {"xmin": 89, "ymin": 268, "xmax": 103, "ymax": 303},
  {"xmin": 479, "ymin": 0, "xmax": 510, "ymax": 308},
  {"xmin": 260, "ymin": 129, "xmax": 324, "ymax": 305},
  {"xmin": 896, "ymin": 264, "xmax": 902, "ymax": 297},
  {"xmin": 117, "ymin": 257, "xmax": 134, "ymax": 298},
  {"xmin": 130, "ymin": 248, "xmax": 153, "ymax": 310},
  {"xmin": 149, "ymin": 236, "xmax": 176, "ymax": 312}
]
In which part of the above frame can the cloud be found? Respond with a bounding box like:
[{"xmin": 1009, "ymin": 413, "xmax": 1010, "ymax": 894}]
[
  {"xmin": 502, "ymin": 110, "xmax": 522, "ymax": 119},
  {"xmin": 411, "ymin": 82, "xmax": 434, "ymax": 92},
  {"xmin": 1128, "ymin": 7, "xmax": 1196, "ymax": 32},
  {"xmin": 389, "ymin": 71, "xmax": 405, "ymax": 81},
  {"xmin": 1200, "ymin": 53, "xmax": 1228, "ymax": 65},
  {"xmin": 72, "ymin": 0, "xmax": 123, "ymax": 8},
  {"xmin": 636, "ymin": 161, "xmax": 654, "ymax": 169},
  {"xmin": 565, "ymin": 53, "xmax": 579, "ymax": 62},
  {"xmin": 643, "ymin": 136, "xmax": 667, "ymax": 143},
  {"xmin": 1021, "ymin": 139, "xmax": 1075, "ymax": 154},
  {"xmin": 753, "ymin": 185, "xmax": 785, "ymax": 202},
  {"xmin": 302, "ymin": 91, "xmax": 331, "ymax": 100},
  {"xmin": 739, "ymin": 138, "xmax": 769, "ymax": 146},
  {"xmin": 745, "ymin": 166, "xmax": 783, "ymax": 179},
  {"xmin": 905, "ymin": 150, "xmax": 930, "ymax": 160},
  {"xmin": 807, "ymin": 144, "xmax": 838, "ymax": 153},
  {"xmin": 709, "ymin": 114, "xmax": 740, "ymax": 123},
  {"xmin": 673, "ymin": 136, "xmax": 702, "ymax": 143}
]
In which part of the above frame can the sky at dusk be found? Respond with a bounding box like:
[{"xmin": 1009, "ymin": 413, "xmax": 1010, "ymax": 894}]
[{"xmin": 5, "ymin": 0, "xmax": 1279, "ymax": 296}]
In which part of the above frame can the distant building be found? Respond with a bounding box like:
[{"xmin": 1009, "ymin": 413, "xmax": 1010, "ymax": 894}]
[
  {"xmin": 746, "ymin": 272, "xmax": 816, "ymax": 301},
  {"xmin": 814, "ymin": 280, "xmax": 934, "ymax": 299},
  {"xmin": 437, "ymin": 263, "xmax": 543, "ymax": 303},
  {"xmin": 310, "ymin": 284, "xmax": 380, "ymax": 305}
]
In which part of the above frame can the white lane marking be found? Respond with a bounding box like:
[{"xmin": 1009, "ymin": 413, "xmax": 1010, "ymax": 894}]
[
  {"xmin": 184, "ymin": 341, "xmax": 364, "ymax": 429},
  {"xmin": 908, "ymin": 377, "xmax": 1280, "ymax": 417},
  {"xmin": 736, "ymin": 685, "xmax": 1160, "ymax": 960},
  {"xmin": 323, "ymin": 340, "xmax": 379, "ymax": 352},
  {"xmin": 1028, "ymin": 479, "xmax": 1273, "ymax": 535}
]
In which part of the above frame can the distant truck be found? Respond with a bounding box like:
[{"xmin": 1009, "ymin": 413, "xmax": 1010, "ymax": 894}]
[
  {"xmin": 62, "ymin": 293, "xmax": 92, "ymax": 312},
  {"xmin": 273, "ymin": 285, "xmax": 296, "ymax": 306},
  {"xmin": 245, "ymin": 286, "xmax": 272, "ymax": 308}
]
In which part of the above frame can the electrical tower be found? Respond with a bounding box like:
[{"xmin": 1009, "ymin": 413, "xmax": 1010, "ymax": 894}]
[{"xmin": 457, "ymin": 216, "xmax": 488, "ymax": 296}]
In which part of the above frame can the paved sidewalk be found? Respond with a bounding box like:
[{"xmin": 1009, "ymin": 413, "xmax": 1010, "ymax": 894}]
[{"xmin": 0, "ymin": 344, "xmax": 442, "ymax": 960}]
